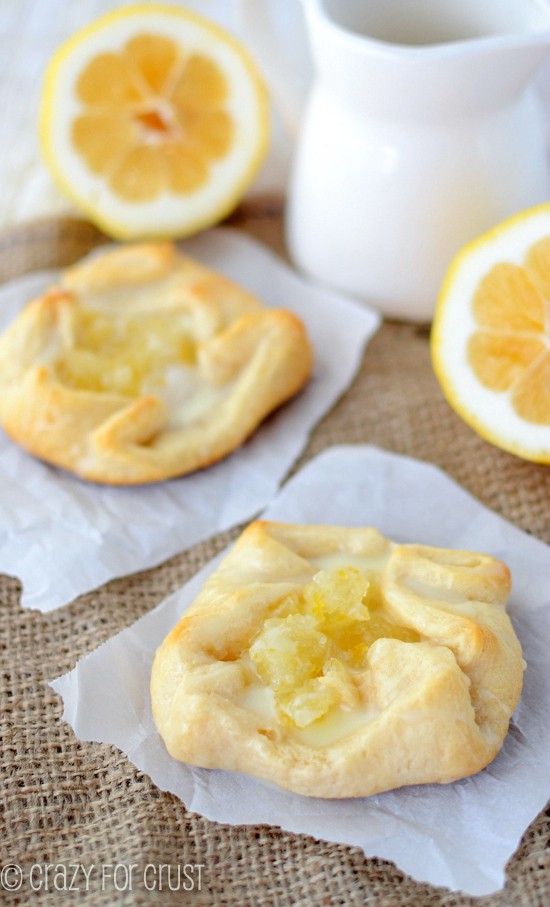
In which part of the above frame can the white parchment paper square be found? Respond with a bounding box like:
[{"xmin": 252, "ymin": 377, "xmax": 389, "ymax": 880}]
[
  {"xmin": 51, "ymin": 446, "xmax": 550, "ymax": 896},
  {"xmin": 0, "ymin": 229, "xmax": 379, "ymax": 611}
]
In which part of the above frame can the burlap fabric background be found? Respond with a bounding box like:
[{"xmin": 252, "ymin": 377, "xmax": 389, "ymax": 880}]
[{"xmin": 0, "ymin": 203, "xmax": 549, "ymax": 906}]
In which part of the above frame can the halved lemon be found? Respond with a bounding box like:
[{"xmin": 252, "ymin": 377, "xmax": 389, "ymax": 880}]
[
  {"xmin": 431, "ymin": 203, "xmax": 550, "ymax": 463},
  {"xmin": 39, "ymin": 3, "xmax": 269, "ymax": 240}
]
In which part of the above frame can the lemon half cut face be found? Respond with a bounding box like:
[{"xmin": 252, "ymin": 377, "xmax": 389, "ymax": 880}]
[
  {"xmin": 40, "ymin": 4, "xmax": 269, "ymax": 240},
  {"xmin": 431, "ymin": 204, "xmax": 550, "ymax": 463}
]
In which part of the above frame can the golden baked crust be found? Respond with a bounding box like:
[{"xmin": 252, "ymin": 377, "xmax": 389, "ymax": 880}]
[
  {"xmin": 151, "ymin": 521, "xmax": 524, "ymax": 798},
  {"xmin": 0, "ymin": 243, "xmax": 312, "ymax": 484}
]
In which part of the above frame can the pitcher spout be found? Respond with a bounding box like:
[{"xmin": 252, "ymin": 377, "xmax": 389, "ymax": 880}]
[
  {"xmin": 303, "ymin": 0, "xmax": 550, "ymax": 50},
  {"xmin": 302, "ymin": 0, "xmax": 550, "ymax": 120}
]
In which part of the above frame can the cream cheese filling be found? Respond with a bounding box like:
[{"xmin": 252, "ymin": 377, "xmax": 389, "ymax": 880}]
[
  {"xmin": 52, "ymin": 304, "xmax": 232, "ymax": 426},
  {"xmin": 311, "ymin": 550, "xmax": 393, "ymax": 573},
  {"xmin": 146, "ymin": 363, "xmax": 231, "ymax": 428},
  {"xmin": 238, "ymin": 680, "xmax": 377, "ymax": 748}
]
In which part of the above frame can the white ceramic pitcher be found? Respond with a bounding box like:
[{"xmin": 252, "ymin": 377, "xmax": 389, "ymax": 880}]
[{"xmin": 286, "ymin": 0, "xmax": 550, "ymax": 320}]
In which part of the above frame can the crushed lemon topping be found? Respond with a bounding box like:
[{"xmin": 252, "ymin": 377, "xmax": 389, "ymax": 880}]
[
  {"xmin": 55, "ymin": 308, "xmax": 195, "ymax": 396},
  {"xmin": 249, "ymin": 568, "xmax": 419, "ymax": 728}
]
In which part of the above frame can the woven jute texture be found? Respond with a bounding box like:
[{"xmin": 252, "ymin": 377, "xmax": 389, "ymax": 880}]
[{"xmin": 0, "ymin": 203, "xmax": 548, "ymax": 907}]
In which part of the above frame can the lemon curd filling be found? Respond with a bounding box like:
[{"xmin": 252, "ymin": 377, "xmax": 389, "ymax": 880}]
[
  {"xmin": 54, "ymin": 307, "xmax": 196, "ymax": 397},
  {"xmin": 243, "ymin": 566, "xmax": 419, "ymax": 740}
]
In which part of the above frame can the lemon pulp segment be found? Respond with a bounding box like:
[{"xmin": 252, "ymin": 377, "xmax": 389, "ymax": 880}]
[
  {"xmin": 247, "ymin": 567, "xmax": 419, "ymax": 729},
  {"xmin": 431, "ymin": 204, "xmax": 550, "ymax": 462},
  {"xmin": 72, "ymin": 34, "xmax": 233, "ymax": 202},
  {"xmin": 467, "ymin": 239, "xmax": 550, "ymax": 424}
]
